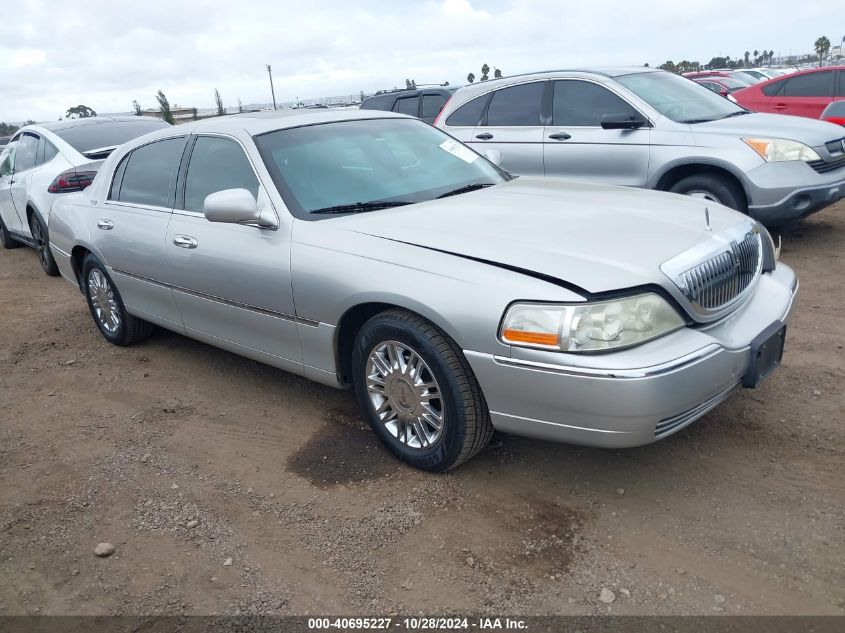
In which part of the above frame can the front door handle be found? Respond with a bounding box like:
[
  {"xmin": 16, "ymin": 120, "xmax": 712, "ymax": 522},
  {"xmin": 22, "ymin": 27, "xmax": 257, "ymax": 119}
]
[
  {"xmin": 772, "ymin": 103, "xmax": 787, "ymax": 110},
  {"xmin": 97, "ymin": 219, "xmax": 114, "ymax": 230},
  {"xmin": 475, "ymin": 133, "xmax": 494, "ymax": 140},
  {"xmin": 548, "ymin": 132, "xmax": 572, "ymax": 140},
  {"xmin": 173, "ymin": 235, "xmax": 198, "ymax": 249}
]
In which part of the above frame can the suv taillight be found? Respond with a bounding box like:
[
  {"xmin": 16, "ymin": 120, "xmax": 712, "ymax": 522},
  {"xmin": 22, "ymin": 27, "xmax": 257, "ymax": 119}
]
[
  {"xmin": 48, "ymin": 169, "xmax": 97, "ymax": 194},
  {"xmin": 433, "ymin": 96, "xmax": 452, "ymax": 127}
]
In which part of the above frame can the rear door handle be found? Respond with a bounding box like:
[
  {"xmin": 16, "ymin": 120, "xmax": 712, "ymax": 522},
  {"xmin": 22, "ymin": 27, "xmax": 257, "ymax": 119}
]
[
  {"xmin": 548, "ymin": 132, "xmax": 572, "ymax": 140},
  {"xmin": 772, "ymin": 103, "xmax": 787, "ymax": 110},
  {"xmin": 173, "ymin": 235, "xmax": 198, "ymax": 249},
  {"xmin": 475, "ymin": 133, "xmax": 493, "ymax": 140},
  {"xmin": 97, "ymin": 219, "xmax": 114, "ymax": 230}
]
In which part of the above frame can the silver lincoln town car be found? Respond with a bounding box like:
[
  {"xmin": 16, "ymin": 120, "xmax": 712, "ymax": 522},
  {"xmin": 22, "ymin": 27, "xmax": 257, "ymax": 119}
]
[{"xmin": 49, "ymin": 109, "xmax": 798, "ymax": 471}]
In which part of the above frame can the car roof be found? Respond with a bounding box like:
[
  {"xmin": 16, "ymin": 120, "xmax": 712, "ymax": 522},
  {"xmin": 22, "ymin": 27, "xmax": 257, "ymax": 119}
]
[
  {"xmin": 190, "ymin": 108, "xmax": 413, "ymax": 135},
  {"xmin": 364, "ymin": 87, "xmax": 457, "ymax": 100},
  {"xmin": 30, "ymin": 116, "xmax": 163, "ymax": 133},
  {"xmin": 448, "ymin": 67, "xmax": 660, "ymax": 97}
]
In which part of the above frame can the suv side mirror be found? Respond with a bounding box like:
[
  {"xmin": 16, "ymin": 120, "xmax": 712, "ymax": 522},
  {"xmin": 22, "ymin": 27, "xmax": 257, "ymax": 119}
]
[
  {"xmin": 601, "ymin": 113, "xmax": 647, "ymax": 130},
  {"xmin": 483, "ymin": 149, "xmax": 503, "ymax": 166},
  {"xmin": 203, "ymin": 188, "xmax": 277, "ymax": 229}
]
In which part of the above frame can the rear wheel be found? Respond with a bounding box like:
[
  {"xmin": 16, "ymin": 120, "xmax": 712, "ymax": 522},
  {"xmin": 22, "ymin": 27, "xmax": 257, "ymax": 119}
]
[
  {"xmin": 669, "ymin": 173, "xmax": 746, "ymax": 213},
  {"xmin": 29, "ymin": 213, "xmax": 59, "ymax": 276},
  {"xmin": 0, "ymin": 215, "xmax": 22, "ymax": 249},
  {"xmin": 81, "ymin": 254, "xmax": 154, "ymax": 346},
  {"xmin": 352, "ymin": 309, "xmax": 493, "ymax": 472}
]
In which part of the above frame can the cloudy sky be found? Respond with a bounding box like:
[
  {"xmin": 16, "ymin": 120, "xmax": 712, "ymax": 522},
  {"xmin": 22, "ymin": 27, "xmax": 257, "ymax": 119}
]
[{"xmin": 0, "ymin": 0, "xmax": 837, "ymax": 122}]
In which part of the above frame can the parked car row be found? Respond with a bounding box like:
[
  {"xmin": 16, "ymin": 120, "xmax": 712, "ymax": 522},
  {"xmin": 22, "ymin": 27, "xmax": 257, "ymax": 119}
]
[
  {"xmin": 733, "ymin": 65, "xmax": 845, "ymax": 120},
  {"xmin": 32, "ymin": 109, "xmax": 799, "ymax": 471}
]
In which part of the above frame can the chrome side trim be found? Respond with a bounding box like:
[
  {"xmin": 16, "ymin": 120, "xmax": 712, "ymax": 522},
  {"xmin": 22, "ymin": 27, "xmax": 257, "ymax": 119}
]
[
  {"xmin": 111, "ymin": 267, "xmax": 319, "ymax": 327},
  {"xmin": 491, "ymin": 344, "xmax": 721, "ymax": 380},
  {"xmin": 491, "ymin": 410, "xmax": 629, "ymax": 435},
  {"xmin": 654, "ymin": 382, "xmax": 740, "ymax": 438},
  {"xmin": 50, "ymin": 243, "xmax": 70, "ymax": 258}
]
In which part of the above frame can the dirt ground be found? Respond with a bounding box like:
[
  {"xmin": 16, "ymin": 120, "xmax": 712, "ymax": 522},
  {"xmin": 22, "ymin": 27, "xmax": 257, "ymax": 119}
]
[{"xmin": 0, "ymin": 203, "xmax": 843, "ymax": 618}]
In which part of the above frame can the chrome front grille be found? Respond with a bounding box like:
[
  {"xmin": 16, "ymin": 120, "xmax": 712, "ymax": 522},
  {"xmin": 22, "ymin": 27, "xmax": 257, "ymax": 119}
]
[
  {"xmin": 677, "ymin": 231, "xmax": 761, "ymax": 311},
  {"xmin": 660, "ymin": 220, "xmax": 765, "ymax": 321}
]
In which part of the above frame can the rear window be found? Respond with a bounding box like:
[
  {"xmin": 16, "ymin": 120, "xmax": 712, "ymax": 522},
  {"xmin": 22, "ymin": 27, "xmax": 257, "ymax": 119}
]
[
  {"xmin": 421, "ymin": 94, "xmax": 448, "ymax": 119},
  {"xmin": 445, "ymin": 94, "xmax": 488, "ymax": 127},
  {"xmin": 55, "ymin": 119, "xmax": 170, "ymax": 154},
  {"xmin": 393, "ymin": 97, "xmax": 419, "ymax": 116},
  {"xmin": 360, "ymin": 94, "xmax": 396, "ymax": 111}
]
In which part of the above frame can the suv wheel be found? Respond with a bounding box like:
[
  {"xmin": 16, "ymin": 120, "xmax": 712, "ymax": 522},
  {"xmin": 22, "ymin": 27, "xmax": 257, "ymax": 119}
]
[
  {"xmin": 29, "ymin": 213, "xmax": 59, "ymax": 276},
  {"xmin": 0, "ymin": 216, "xmax": 22, "ymax": 249},
  {"xmin": 81, "ymin": 254, "xmax": 154, "ymax": 346},
  {"xmin": 352, "ymin": 309, "xmax": 493, "ymax": 472},
  {"xmin": 669, "ymin": 174, "xmax": 746, "ymax": 213}
]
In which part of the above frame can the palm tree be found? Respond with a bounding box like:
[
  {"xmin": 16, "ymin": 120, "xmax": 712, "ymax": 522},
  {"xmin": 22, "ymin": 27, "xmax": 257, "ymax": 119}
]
[
  {"xmin": 480, "ymin": 63, "xmax": 490, "ymax": 81},
  {"xmin": 815, "ymin": 36, "xmax": 831, "ymax": 66},
  {"xmin": 744, "ymin": 51, "xmax": 750, "ymax": 67},
  {"xmin": 156, "ymin": 91, "xmax": 173, "ymax": 124},
  {"xmin": 466, "ymin": 72, "xmax": 475, "ymax": 84}
]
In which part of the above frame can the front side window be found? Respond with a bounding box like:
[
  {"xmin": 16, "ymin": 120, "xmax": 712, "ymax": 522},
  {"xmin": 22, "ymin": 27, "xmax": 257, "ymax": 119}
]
[
  {"xmin": 762, "ymin": 78, "xmax": 786, "ymax": 96},
  {"xmin": 553, "ymin": 81, "xmax": 641, "ymax": 126},
  {"xmin": 783, "ymin": 72, "xmax": 834, "ymax": 97},
  {"xmin": 255, "ymin": 118, "xmax": 507, "ymax": 218},
  {"xmin": 184, "ymin": 136, "xmax": 259, "ymax": 212},
  {"xmin": 116, "ymin": 137, "xmax": 186, "ymax": 208},
  {"xmin": 13, "ymin": 134, "xmax": 40, "ymax": 172},
  {"xmin": 485, "ymin": 82, "xmax": 544, "ymax": 126},
  {"xmin": 616, "ymin": 71, "xmax": 745, "ymax": 123},
  {"xmin": 393, "ymin": 97, "xmax": 419, "ymax": 116}
]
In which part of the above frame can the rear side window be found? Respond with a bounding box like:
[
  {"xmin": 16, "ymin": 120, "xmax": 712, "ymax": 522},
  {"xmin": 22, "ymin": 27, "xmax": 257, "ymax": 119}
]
[
  {"xmin": 13, "ymin": 134, "xmax": 39, "ymax": 172},
  {"xmin": 183, "ymin": 136, "xmax": 259, "ymax": 212},
  {"xmin": 485, "ymin": 82, "xmax": 544, "ymax": 126},
  {"xmin": 783, "ymin": 72, "xmax": 834, "ymax": 97},
  {"xmin": 360, "ymin": 94, "xmax": 395, "ymax": 111},
  {"xmin": 55, "ymin": 120, "xmax": 170, "ymax": 154},
  {"xmin": 393, "ymin": 97, "xmax": 419, "ymax": 116},
  {"xmin": 43, "ymin": 140, "xmax": 59, "ymax": 163},
  {"xmin": 838, "ymin": 73, "xmax": 845, "ymax": 97},
  {"xmin": 115, "ymin": 137, "xmax": 186, "ymax": 208},
  {"xmin": 552, "ymin": 81, "xmax": 640, "ymax": 126},
  {"xmin": 445, "ymin": 94, "xmax": 488, "ymax": 127},
  {"xmin": 421, "ymin": 94, "xmax": 448, "ymax": 119},
  {"xmin": 762, "ymin": 78, "xmax": 786, "ymax": 97}
]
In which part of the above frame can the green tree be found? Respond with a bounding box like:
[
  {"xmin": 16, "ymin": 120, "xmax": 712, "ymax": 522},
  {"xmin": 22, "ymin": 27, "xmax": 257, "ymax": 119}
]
[
  {"xmin": 480, "ymin": 63, "xmax": 490, "ymax": 81},
  {"xmin": 466, "ymin": 72, "xmax": 475, "ymax": 84},
  {"xmin": 753, "ymin": 49, "xmax": 759, "ymax": 64},
  {"xmin": 214, "ymin": 89, "xmax": 225, "ymax": 116},
  {"xmin": 493, "ymin": 67, "xmax": 502, "ymax": 79},
  {"xmin": 192, "ymin": 107, "xmax": 198, "ymax": 121},
  {"xmin": 65, "ymin": 105, "xmax": 97, "ymax": 119},
  {"xmin": 658, "ymin": 60, "xmax": 677, "ymax": 73},
  {"xmin": 156, "ymin": 90, "xmax": 174, "ymax": 124},
  {"xmin": 132, "ymin": 100, "xmax": 142, "ymax": 116},
  {"xmin": 744, "ymin": 51, "xmax": 750, "ymax": 67},
  {"xmin": 238, "ymin": 97, "xmax": 244, "ymax": 113},
  {"xmin": 815, "ymin": 36, "xmax": 831, "ymax": 65}
]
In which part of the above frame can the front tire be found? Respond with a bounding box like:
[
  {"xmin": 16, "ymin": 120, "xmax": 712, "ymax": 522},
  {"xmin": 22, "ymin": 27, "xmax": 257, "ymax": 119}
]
[
  {"xmin": 81, "ymin": 254, "xmax": 154, "ymax": 346},
  {"xmin": 669, "ymin": 173, "xmax": 746, "ymax": 213},
  {"xmin": 352, "ymin": 309, "xmax": 493, "ymax": 472},
  {"xmin": 29, "ymin": 213, "xmax": 59, "ymax": 276},
  {"xmin": 0, "ymin": 215, "xmax": 22, "ymax": 249}
]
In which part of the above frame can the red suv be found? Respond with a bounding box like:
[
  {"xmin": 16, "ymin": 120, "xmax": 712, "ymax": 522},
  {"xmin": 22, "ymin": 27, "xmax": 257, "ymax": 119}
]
[{"xmin": 733, "ymin": 66, "xmax": 845, "ymax": 119}]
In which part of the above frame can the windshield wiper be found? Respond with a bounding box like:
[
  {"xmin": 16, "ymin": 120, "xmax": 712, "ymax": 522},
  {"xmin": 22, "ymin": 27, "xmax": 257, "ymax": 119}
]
[
  {"xmin": 679, "ymin": 118, "xmax": 718, "ymax": 124},
  {"xmin": 310, "ymin": 201, "xmax": 413, "ymax": 215},
  {"xmin": 719, "ymin": 111, "xmax": 751, "ymax": 119},
  {"xmin": 436, "ymin": 182, "xmax": 496, "ymax": 199}
]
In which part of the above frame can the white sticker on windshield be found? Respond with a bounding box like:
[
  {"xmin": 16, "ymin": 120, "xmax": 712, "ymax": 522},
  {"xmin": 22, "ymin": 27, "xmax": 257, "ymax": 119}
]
[{"xmin": 439, "ymin": 139, "xmax": 479, "ymax": 164}]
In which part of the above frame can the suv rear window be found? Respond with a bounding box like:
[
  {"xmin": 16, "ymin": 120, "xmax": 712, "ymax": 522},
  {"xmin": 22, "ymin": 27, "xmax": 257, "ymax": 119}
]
[
  {"xmin": 55, "ymin": 119, "xmax": 170, "ymax": 154},
  {"xmin": 445, "ymin": 94, "xmax": 488, "ymax": 127}
]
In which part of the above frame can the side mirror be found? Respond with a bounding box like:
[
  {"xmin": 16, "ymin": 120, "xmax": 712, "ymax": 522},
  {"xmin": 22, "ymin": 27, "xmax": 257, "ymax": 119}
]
[
  {"xmin": 203, "ymin": 188, "xmax": 277, "ymax": 229},
  {"xmin": 600, "ymin": 113, "xmax": 647, "ymax": 130},
  {"xmin": 483, "ymin": 149, "xmax": 503, "ymax": 167}
]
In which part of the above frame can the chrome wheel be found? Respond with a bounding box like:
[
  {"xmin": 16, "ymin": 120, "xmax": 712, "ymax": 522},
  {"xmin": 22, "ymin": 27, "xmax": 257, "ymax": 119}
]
[
  {"xmin": 87, "ymin": 269, "xmax": 121, "ymax": 334},
  {"xmin": 365, "ymin": 340, "xmax": 444, "ymax": 450},
  {"xmin": 687, "ymin": 190, "xmax": 722, "ymax": 204}
]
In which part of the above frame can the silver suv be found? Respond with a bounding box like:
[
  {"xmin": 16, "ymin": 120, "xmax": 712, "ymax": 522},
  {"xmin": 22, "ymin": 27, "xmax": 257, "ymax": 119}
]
[{"xmin": 435, "ymin": 68, "xmax": 845, "ymax": 227}]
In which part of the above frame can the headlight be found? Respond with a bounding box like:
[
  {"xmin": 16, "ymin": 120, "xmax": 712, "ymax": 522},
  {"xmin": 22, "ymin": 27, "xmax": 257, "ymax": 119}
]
[
  {"xmin": 500, "ymin": 293, "xmax": 685, "ymax": 353},
  {"xmin": 742, "ymin": 137, "xmax": 821, "ymax": 162}
]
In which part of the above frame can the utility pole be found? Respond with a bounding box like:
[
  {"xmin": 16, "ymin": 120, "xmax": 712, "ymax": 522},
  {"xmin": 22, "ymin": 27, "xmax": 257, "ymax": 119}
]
[{"xmin": 266, "ymin": 64, "xmax": 277, "ymax": 110}]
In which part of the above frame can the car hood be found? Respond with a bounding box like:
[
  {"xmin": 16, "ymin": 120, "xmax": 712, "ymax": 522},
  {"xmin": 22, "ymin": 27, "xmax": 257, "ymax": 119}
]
[
  {"xmin": 339, "ymin": 177, "xmax": 748, "ymax": 295},
  {"xmin": 695, "ymin": 112, "xmax": 844, "ymax": 146}
]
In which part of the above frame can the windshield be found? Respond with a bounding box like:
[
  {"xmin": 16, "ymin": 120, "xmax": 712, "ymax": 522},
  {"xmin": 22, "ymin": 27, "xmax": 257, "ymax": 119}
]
[
  {"xmin": 255, "ymin": 118, "xmax": 508, "ymax": 218},
  {"xmin": 617, "ymin": 71, "xmax": 746, "ymax": 124}
]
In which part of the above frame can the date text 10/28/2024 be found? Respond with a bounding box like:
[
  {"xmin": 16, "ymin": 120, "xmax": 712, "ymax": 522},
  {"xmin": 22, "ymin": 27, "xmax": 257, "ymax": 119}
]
[{"xmin": 307, "ymin": 617, "xmax": 528, "ymax": 630}]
